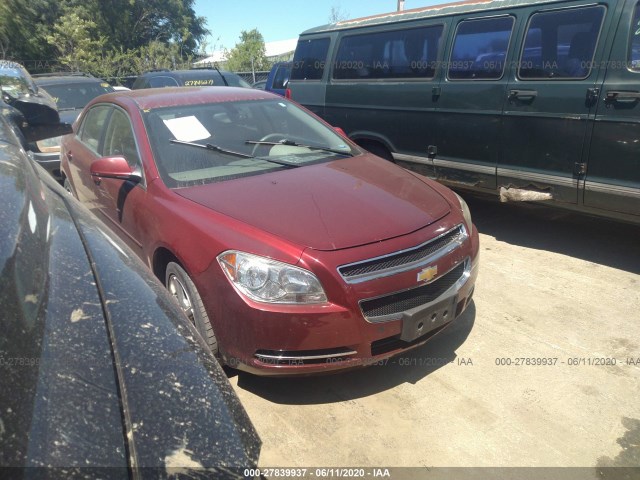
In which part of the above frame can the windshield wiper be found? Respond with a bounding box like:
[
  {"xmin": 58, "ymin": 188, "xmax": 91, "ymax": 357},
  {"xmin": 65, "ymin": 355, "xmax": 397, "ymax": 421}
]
[
  {"xmin": 170, "ymin": 139, "xmax": 300, "ymax": 168},
  {"xmin": 246, "ymin": 139, "xmax": 354, "ymax": 157},
  {"xmin": 170, "ymin": 139, "xmax": 253, "ymax": 158}
]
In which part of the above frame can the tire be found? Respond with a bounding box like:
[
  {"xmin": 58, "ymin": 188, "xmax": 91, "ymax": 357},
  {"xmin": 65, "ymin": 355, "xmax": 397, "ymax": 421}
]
[
  {"xmin": 63, "ymin": 178, "xmax": 73, "ymax": 195},
  {"xmin": 165, "ymin": 262, "xmax": 218, "ymax": 355}
]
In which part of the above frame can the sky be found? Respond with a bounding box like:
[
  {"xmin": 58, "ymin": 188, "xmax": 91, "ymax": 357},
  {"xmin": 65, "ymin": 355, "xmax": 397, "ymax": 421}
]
[{"xmin": 193, "ymin": 0, "xmax": 443, "ymax": 52}]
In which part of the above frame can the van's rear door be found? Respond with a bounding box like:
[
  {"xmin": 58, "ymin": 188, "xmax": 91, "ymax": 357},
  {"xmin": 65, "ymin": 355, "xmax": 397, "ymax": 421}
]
[
  {"xmin": 499, "ymin": 1, "xmax": 614, "ymax": 205},
  {"xmin": 584, "ymin": 0, "xmax": 640, "ymax": 218},
  {"xmin": 289, "ymin": 36, "xmax": 332, "ymax": 117}
]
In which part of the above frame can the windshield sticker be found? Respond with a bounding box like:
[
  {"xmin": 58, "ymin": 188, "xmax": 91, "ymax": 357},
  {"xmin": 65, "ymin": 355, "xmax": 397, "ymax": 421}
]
[
  {"xmin": 184, "ymin": 79, "xmax": 214, "ymax": 86},
  {"xmin": 163, "ymin": 116, "xmax": 211, "ymax": 142}
]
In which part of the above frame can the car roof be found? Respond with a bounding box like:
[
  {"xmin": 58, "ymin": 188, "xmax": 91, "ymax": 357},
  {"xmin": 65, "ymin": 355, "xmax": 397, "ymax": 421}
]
[
  {"xmin": 98, "ymin": 86, "xmax": 277, "ymax": 111},
  {"xmin": 33, "ymin": 75, "xmax": 106, "ymax": 86},
  {"xmin": 301, "ymin": 0, "xmax": 565, "ymax": 34}
]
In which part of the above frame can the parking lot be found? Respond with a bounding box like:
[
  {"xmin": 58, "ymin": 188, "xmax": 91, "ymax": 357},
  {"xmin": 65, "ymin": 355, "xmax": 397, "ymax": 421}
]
[{"xmin": 228, "ymin": 194, "xmax": 640, "ymax": 472}]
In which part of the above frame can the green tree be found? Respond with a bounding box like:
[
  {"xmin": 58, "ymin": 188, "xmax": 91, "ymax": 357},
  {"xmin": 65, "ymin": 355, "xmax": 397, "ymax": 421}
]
[
  {"xmin": 46, "ymin": 11, "xmax": 105, "ymax": 72},
  {"xmin": 225, "ymin": 29, "xmax": 268, "ymax": 72},
  {"xmin": 0, "ymin": 0, "xmax": 60, "ymax": 62},
  {"xmin": 90, "ymin": 0, "xmax": 207, "ymax": 55},
  {"xmin": 0, "ymin": 0, "xmax": 208, "ymax": 66}
]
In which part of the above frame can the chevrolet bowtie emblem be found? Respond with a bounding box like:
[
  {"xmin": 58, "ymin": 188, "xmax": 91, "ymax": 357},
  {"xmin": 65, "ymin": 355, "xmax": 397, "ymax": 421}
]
[{"xmin": 417, "ymin": 265, "xmax": 438, "ymax": 283}]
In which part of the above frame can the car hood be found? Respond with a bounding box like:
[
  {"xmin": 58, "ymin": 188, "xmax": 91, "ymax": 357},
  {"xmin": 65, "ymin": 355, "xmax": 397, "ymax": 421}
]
[{"xmin": 176, "ymin": 155, "xmax": 451, "ymax": 251}]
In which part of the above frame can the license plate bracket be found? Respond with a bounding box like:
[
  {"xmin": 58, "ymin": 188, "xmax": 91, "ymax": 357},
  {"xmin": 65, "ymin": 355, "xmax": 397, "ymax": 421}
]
[{"xmin": 400, "ymin": 295, "xmax": 457, "ymax": 342}]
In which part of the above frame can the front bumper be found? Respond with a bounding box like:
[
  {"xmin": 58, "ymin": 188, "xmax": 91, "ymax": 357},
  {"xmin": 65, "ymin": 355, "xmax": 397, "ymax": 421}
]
[{"xmin": 208, "ymin": 221, "xmax": 480, "ymax": 376}]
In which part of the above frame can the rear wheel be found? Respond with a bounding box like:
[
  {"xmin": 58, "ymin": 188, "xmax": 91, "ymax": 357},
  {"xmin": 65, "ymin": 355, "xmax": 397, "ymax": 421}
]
[{"xmin": 165, "ymin": 262, "xmax": 218, "ymax": 355}]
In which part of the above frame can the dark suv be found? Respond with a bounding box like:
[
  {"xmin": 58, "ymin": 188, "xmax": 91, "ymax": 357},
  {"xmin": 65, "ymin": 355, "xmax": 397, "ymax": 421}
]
[
  {"xmin": 31, "ymin": 72, "xmax": 114, "ymax": 180},
  {"xmin": 132, "ymin": 68, "xmax": 250, "ymax": 89}
]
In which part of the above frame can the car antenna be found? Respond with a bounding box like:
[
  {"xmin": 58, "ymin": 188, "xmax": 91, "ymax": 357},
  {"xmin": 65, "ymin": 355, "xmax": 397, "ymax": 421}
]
[{"xmin": 212, "ymin": 63, "xmax": 229, "ymax": 86}]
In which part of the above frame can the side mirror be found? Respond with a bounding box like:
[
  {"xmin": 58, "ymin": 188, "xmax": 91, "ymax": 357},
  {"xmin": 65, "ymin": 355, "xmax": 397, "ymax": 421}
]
[{"xmin": 90, "ymin": 156, "xmax": 141, "ymax": 182}]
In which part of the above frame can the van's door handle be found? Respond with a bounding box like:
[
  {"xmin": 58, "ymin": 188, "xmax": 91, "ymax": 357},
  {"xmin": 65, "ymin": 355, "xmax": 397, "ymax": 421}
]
[
  {"xmin": 508, "ymin": 89, "xmax": 538, "ymax": 102},
  {"xmin": 605, "ymin": 90, "xmax": 640, "ymax": 104}
]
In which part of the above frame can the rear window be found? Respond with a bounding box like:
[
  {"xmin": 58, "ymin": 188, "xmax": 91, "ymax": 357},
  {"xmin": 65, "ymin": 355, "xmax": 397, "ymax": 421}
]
[
  {"xmin": 149, "ymin": 76, "xmax": 180, "ymax": 87},
  {"xmin": 518, "ymin": 5, "xmax": 606, "ymax": 79},
  {"xmin": 0, "ymin": 65, "xmax": 38, "ymax": 97},
  {"xmin": 222, "ymin": 75, "xmax": 251, "ymax": 88},
  {"xmin": 40, "ymin": 81, "xmax": 114, "ymax": 110},
  {"xmin": 333, "ymin": 25, "xmax": 444, "ymax": 80},
  {"xmin": 291, "ymin": 38, "xmax": 331, "ymax": 81},
  {"xmin": 79, "ymin": 105, "xmax": 111, "ymax": 153}
]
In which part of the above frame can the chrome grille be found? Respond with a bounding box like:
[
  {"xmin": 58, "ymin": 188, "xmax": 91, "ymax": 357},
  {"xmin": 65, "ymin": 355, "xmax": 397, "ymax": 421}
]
[
  {"xmin": 338, "ymin": 225, "xmax": 466, "ymax": 284},
  {"xmin": 360, "ymin": 261, "xmax": 467, "ymax": 322}
]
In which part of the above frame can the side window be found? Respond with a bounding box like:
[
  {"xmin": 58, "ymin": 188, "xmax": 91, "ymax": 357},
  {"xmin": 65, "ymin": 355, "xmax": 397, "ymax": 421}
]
[
  {"xmin": 79, "ymin": 105, "xmax": 111, "ymax": 154},
  {"xmin": 291, "ymin": 38, "xmax": 331, "ymax": 81},
  {"xmin": 149, "ymin": 76, "xmax": 180, "ymax": 88},
  {"xmin": 630, "ymin": 2, "xmax": 640, "ymax": 70},
  {"xmin": 333, "ymin": 25, "xmax": 444, "ymax": 80},
  {"xmin": 272, "ymin": 65, "xmax": 291, "ymax": 89},
  {"xmin": 448, "ymin": 16, "xmax": 514, "ymax": 80},
  {"xmin": 519, "ymin": 6, "xmax": 605, "ymax": 79},
  {"xmin": 103, "ymin": 109, "xmax": 140, "ymax": 168}
]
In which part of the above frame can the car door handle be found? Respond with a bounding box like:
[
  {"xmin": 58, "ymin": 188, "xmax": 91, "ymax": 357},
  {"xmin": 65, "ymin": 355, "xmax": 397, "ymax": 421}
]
[
  {"xmin": 66, "ymin": 151, "xmax": 73, "ymax": 162},
  {"xmin": 605, "ymin": 90, "xmax": 640, "ymax": 104},
  {"xmin": 508, "ymin": 89, "xmax": 538, "ymax": 102}
]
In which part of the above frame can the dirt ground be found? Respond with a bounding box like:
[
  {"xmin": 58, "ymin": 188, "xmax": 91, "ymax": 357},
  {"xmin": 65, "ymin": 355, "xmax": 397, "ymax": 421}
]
[{"xmin": 228, "ymin": 194, "xmax": 640, "ymax": 476}]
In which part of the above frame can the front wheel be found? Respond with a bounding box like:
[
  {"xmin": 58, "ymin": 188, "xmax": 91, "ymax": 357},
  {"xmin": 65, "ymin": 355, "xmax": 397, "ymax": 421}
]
[{"xmin": 165, "ymin": 262, "xmax": 218, "ymax": 355}]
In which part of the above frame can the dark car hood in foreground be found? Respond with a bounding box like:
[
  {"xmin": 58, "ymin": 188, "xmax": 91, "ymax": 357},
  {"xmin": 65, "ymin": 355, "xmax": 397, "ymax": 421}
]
[
  {"xmin": 0, "ymin": 115, "xmax": 260, "ymax": 475},
  {"xmin": 177, "ymin": 154, "xmax": 451, "ymax": 251}
]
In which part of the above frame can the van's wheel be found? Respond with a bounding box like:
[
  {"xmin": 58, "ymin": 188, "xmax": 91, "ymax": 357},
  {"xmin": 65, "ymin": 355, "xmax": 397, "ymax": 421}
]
[
  {"xmin": 359, "ymin": 142, "xmax": 394, "ymax": 162},
  {"xmin": 165, "ymin": 262, "xmax": 218, "ymax": 355}
]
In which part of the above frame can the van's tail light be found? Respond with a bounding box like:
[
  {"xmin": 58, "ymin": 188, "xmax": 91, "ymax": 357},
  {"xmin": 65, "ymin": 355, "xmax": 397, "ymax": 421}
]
[{"xmin": 285, "ymin": 88, "xmax": 291, "ymax": 99}]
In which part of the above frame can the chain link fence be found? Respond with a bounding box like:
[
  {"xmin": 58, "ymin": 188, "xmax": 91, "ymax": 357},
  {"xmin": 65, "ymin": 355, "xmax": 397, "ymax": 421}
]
[{"xmin": 235, "ymin": 71, "xmax": 270, "ymax": 85}]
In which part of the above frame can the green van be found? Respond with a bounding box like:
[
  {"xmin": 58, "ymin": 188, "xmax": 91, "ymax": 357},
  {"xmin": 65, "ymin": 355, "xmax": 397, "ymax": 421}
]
[{"xmin": 288, "ymin": 0, "xmax": 640, "ymax": 223}]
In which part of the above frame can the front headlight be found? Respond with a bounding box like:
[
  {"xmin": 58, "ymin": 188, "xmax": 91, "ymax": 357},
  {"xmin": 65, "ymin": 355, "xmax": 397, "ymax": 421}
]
[
  {"xmin": 217, "ymin": 251, "xmax": 327, "ymax": 304},
  {"xmin": 454, "ymin": 193, "xmax": 473, "ymax": 235},
  {"xmin": 36, "ymin": 136, "xmax": 62, "ymax": 154}
]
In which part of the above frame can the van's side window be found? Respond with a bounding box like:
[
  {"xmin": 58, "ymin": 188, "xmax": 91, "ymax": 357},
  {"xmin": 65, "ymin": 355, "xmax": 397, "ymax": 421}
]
[
  {"xmin": 333, "ymin": 25, "xmax": 444, "ymax": 80},
  {"xmin": 448, "ymin": 17, "xmax": 514, "ymax": 80},
  {"xmin": 291, "ymin": 38, "xmax": 331, "ymax": 81},
  {"xmin": 630, "ymin": 3, "xmax": 640, "ymax": 70},
  {"xmin": 519, "ymin": 6, "xmax": 605, "ymax": 79}
]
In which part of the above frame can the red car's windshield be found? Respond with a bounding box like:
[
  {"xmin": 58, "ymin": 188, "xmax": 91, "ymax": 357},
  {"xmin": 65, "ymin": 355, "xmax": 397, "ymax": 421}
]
[{"xmin": 142, "ymin": 98, "xmax": 355, "ymax": 188}]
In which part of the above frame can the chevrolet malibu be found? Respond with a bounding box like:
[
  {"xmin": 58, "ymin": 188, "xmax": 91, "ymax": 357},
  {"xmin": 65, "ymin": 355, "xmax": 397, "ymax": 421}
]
[{"xmin": 61, "ymin": 87, "xmax": 479, "ymax": 375}]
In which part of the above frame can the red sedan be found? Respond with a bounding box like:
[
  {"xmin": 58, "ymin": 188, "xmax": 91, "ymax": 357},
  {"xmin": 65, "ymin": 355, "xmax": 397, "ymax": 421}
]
[{"xmin": 61, "ymin": 87, "xmax": 479, "ymax": 375}]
